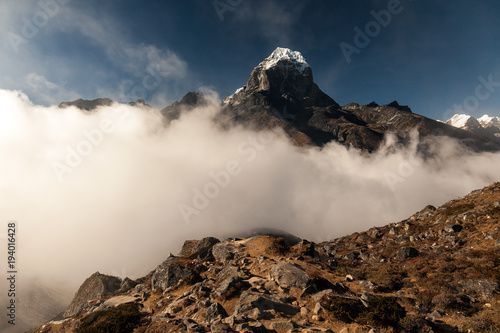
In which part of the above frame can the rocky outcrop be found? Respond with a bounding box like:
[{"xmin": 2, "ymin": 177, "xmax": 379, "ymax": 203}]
[
  {"xmin": 58, "ymin": 98, "xmax": 114, "ymax": 111},
  {"xmin": 151, "ymin": 257, "xmax": 201, "ymax": 291},
  {"xmin": 221, "ymin": 48, "xmax": 500, "ymax": 152},
  {"xmin": 34, "ymin": 182, "xmax": 500, "ymax": 333},
  {"xmin": 179, "ymin": 236, "xmax": 220, "ymax": 260},
  {"xmin": 63, "ymin": 272, "xmax": 122, "ymax": 318},
  {"xmin": 160, "ymin": 91, "xmax": 211, "ymax": 122}
]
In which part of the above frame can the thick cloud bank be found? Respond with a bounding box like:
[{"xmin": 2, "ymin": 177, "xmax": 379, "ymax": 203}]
[{"xmin": 1, "ymin": 88, "xmax": 500, "ymax": 294}]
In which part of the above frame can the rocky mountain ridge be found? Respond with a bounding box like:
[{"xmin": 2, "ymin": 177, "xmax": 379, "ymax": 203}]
[
  {"xmin": 445, "ymin": 114, "xmax": 500, "ymax": 143},
  {"xmin": 58, "ymin": 47, "xmax": 500, "ymax": 153},
  {"xmin": 32, "ymin": 182, "xmax": 500, "ymax": 333}
]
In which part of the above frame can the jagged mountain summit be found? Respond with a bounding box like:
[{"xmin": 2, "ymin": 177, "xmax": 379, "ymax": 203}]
[
  {"xmin": 32, "ymin": 182, "xmax": 500, "ymax": 332},
  {"xmin": 445, "ymin": 113, "xmax": 500, "ymax": 142},
  {"xmin": 220, "ymin": 47, "xmax": 500, "ymax": 151},
  {"xmin": 478, "ymin": 114, "xmax": 500, "ymax": 128},
  {"xmin": 58, "ymin": 47, "xmax": 500, "ymax": 152}
]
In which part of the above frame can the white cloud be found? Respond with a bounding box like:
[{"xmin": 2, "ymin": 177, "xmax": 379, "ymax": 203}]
[
  {"xmin": 1, "ymin": 88, "xmax": 499, "ymax": 295},
  {"xmin": 56, "ymin": 7, "xmax": 187, "ymax": 80},
  {"xmin": 25, "ymin": 73, "xmax": 80, "ymax": 106}
]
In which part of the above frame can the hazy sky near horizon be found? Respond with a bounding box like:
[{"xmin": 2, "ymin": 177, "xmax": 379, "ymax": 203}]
[{"xmin": 1, "ymin": 0, "xmax": 499, "ymax": 120}]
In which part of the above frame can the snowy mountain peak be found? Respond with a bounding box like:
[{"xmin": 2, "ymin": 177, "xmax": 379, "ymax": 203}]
[
  {"xmin": 446, "ymin": 114, "xmax": 475, "ymax": 128},
  {"xmin": 259, "ymin": 47, "xmax": 310, "ymax": 74},
  {"xmin": 478, "ymin": 114, "xmax": 500, "ymax": 127}
]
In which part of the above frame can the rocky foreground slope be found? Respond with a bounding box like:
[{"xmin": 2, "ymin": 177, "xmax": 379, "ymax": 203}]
[{"xmin": 32, "ymin": 183, "xmax": 500, "ymax": 333}]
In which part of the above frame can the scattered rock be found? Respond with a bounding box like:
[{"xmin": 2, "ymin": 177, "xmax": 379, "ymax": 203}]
[
  {"xmin": 214, "ymin": 276, "xmax": 246, "ymax": 299},
  {"xmin": 458, "ymin": 279, "xmax": 499, "ymax": 299},
  {"xmin": 206, "ymin": 302, "xmax": 228, "ymax": 322},
  {"xmin": 232, "ymin": 290, "xmax": 299, "ymax": 319},
  {"xmin": 270, "ymin": 262, "xmax": 312, "ymax": 289},
  {"xmin": 271, "ymin": 321, "xmax": 294, "ymax": 332},
  {"xmin": 396, "ymin": 247, "xmax": 420, "ymax": 260}
]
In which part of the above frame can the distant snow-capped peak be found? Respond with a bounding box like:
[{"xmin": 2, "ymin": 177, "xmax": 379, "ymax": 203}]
[
  {"xmin": 258, "ymin": 47, "xmax": 310, "ymax": 74},
  {"xmin": 445, "ymin": 114, "xmax": 477, "ymax": 129},
  {"xmin": 478, "ymin": 114, "xmax": 500, "ymax": 127}
]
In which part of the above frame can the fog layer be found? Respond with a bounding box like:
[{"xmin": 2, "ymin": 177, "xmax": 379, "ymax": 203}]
[{"xmin": 1, "ymin": 89, "xmax": 499, "ymax": 291}]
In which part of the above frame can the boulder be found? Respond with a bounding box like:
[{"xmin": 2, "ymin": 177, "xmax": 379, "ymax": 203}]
[
  {"xmin": 396, "ymin": 247, "xmax": 419, "ymax": 260},
  {"xmin": 179, "ymin": 237, "xmax": 220, "ymax": 260},
  {"xmin": 151, "ymin": 257, "xmax": 200, "ymax": 291},
  {"xmin": 205, "ymin": 302, "xmax": 228, "ymax": 322},
  {"xmin": 214, "ymin": 276, "xmax": 246, "ymax": 299},
  {"xmin": 217, "ymin": 265, "xmax": 247, "ymax": 280},
  {"xmin": 119, "ymin": 277, "xmax": 138, "ymax": 292},
  {"xmin": 269, "ymin": 262, "xmax": 312, "ymax": 289},
  {"xmin": 63, "ymin": 272, "xmax": 121, "ymax": 318},
  {"xmin": 212, "ymin": 242, "xmax": 236, "ymax": 263}
]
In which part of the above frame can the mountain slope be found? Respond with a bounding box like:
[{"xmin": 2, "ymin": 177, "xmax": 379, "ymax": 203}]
[
  {"xmin": 445, "ymin": 113, "xmax": 500, "ymax": 143},
  {"xmin": 221, "ymin": 48, "xmax": 500, "ymax": 152},
  {"xmin": 32, "ymin": 182, "xmax": 500, "ymax": 333}
]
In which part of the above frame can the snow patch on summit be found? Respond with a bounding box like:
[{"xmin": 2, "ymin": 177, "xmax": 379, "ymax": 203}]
[
  {"xmin": 259, "ymin": 47, "xmax": 310, "ymax": 74},
  {"xmin": 478, "ymin": 114, "xmax": 500, "ymax": 127},
  {"xmin": 446, "ymin": 114, "xmax": 474, "ymax": 128}
]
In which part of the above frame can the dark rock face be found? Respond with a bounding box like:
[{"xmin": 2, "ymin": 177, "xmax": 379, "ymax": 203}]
[
  {"xmin": 151, "ymin": 257, "xmax": 200, "ymax": 291},
  {"xmin": 58, "ymin": 98, "xmax": 114, "ymax": 111},
  {"xmin": 179, "ymin": 236, "xmax": 220, "ymax": 260},
  {"xmin": 161, "ymin": 92, "xmax": 211, "ymax": 122},
  {"xmin": 396, "ymin": 247, "xmax": 420, "ymax": 260},
  {"xmin": 127, "ymin": 99, "xmax": 152, "ymax": 108},
  {"xmin": 63, "ymin": 272, "xmax": 121, "ymax": 318},
  {"xmin": 221, "ymin": 48, "xmax": 500, "ymax": 152}
]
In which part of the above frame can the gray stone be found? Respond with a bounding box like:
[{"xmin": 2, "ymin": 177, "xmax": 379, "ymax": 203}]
[
  {"xmin": 313, "ymin": 302, "xmax": 323, "ymax": 314},
  {"xmin": 205, "ymin": 302, "xmax": 228, "ymax": 322},
  {"xmin": 217, "ymin": 265, "xmax": 246, "ymax": 280},
  {"xmin": 358, "ymin": 280, "xmax": 379, "ymax": 291},
  {"xmin": 214, "ymin": 276, "xmax": 245, "ymax": 298},
  {"xmin": 270, "ymin": 262, "xmax": 312, "ymax": 289},
  {"xmin": 118, "ymin": 277, "xmax": 138, "ymax": 292},
  {"xmin": 64, "ymin": 272, "xmax": 122, "ymax": 318},
  {"xmin": 271, "ymin": 321, "xmax": 294, "ymax": 332},
  {"xmin": 179, "ymin": 236, "xmax": 220, "ymax": 260},
  {"xmin": 232, "ymin": 290, "xmax": 299, "ymax": 318},
  {"xmin": 151, "ymin": 257, "xmax": 199, "ymax": 291},
  {"xmin": 396, "ymin": 247, "xmax": 419, "ymax": 260},
  {"xmin": 212, "ymin": 242, "xmax": 236, "ymax": 263}
]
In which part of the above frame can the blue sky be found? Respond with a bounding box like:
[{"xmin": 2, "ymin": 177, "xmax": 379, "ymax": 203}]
[{"xmin": 1, "ymin": 0, "xmax": 499, "ymax": 120}]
